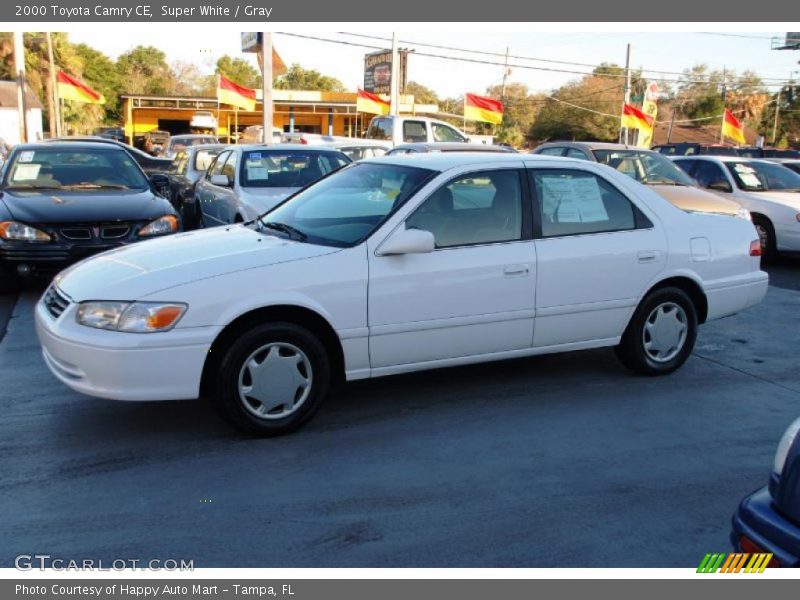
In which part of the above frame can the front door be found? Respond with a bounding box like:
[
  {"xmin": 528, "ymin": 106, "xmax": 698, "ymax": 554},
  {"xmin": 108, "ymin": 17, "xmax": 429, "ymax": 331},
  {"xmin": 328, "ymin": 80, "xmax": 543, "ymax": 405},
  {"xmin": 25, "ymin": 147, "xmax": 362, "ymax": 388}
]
[{"xmin": 367, "ymin": 168, "xmax": 537, "ymax": 370}]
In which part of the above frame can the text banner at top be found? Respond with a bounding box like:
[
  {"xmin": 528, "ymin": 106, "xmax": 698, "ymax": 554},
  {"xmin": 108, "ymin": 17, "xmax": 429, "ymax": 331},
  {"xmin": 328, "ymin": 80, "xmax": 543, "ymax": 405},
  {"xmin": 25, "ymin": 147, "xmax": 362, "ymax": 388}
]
[{"xmin": 2, "ymin": 0, "xmax": 800, "ymax": 21}]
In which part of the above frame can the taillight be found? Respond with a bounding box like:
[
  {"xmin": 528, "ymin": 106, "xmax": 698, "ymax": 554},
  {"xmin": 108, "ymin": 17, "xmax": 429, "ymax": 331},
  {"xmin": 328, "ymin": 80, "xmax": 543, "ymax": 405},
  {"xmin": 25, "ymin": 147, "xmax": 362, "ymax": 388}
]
[
  {"xmin": 749, "ymin": 240, "xmax": 762, "ymax": 257},
  {"xmin": 300, "ymin": 138, "xmax": 308, "ymax": 144},
  {"xmin": 739, "ymin": 536, "xmax": 780, "ymax": 568}
]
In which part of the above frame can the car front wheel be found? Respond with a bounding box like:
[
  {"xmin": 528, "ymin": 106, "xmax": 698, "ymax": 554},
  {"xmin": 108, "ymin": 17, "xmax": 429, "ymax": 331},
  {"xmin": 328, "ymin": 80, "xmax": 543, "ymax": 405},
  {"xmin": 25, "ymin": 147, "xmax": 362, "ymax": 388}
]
[
  {"xmin": 210, "ymin": 322, "xmax": 331, "ymax": 435},
  {"xmin": 615, "ymin": 286, "xmax": 698, "ymax": 376}
]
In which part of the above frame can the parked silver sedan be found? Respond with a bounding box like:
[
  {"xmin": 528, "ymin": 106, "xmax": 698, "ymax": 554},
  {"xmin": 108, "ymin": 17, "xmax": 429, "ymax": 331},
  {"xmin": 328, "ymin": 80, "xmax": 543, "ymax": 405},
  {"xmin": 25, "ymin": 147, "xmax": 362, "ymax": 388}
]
[{"xmin": 193, "ymin": 145, "xmax": 351, "ymax": 227}]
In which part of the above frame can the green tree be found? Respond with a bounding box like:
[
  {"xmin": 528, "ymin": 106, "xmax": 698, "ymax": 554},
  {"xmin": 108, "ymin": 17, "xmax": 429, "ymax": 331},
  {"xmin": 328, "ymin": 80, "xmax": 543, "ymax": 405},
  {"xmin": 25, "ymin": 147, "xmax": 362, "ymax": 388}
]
[
  {"xmin": 404, "ymin": 81, "xmax": 438, "ymax": 104},
  {"xmin": 215, "ymin": 55, "xmax": 261, "ymax": 88},
  {"xmin": 73, "ymin": 43, "xmax": 122, "ymax": 122},
  {"xmin": 274, "ymin": 63, "xmax": 345, "ymax": 92},
  {"xmin": 117, "ymin": 45, "xmax": 174, "ymax": 95}
]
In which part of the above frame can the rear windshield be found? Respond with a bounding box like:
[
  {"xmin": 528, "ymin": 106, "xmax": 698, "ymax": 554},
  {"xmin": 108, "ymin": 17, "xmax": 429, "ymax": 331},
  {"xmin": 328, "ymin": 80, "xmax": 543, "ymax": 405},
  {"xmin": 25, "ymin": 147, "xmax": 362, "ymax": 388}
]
[
  {"xmin": 4, "ymin": 147, "xmax": 149, "ymax": 191},
  {"xmin": 240, "ymin": 150, "xmax": 351, "ymax": 188}
]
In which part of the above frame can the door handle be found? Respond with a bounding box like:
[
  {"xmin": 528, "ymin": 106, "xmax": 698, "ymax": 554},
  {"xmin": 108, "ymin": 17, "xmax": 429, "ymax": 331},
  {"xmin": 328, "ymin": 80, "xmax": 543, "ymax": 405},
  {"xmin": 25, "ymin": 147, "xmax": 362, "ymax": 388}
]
[
  {"xmin": 504, "ymin": 264, "xmax": 530, "ymax": 276},
  {"xmin": 637, "ymin": 250, "xmax": 660, "ymax": 263}
]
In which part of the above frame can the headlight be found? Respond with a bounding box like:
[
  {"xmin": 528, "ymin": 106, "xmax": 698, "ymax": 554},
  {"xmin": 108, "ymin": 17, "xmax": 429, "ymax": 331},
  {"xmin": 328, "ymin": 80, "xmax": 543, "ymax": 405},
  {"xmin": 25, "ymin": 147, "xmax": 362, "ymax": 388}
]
[
  {"xmin": 76, "ymin": 301, "xmax": 187, "ymax": 332},
  {"xmin": 773, "ymin": 417, "xmax": 800, "ymax": 478},
  {"xmin": 139, "ymin": 215, "xmax": 178, "ymax": 237},
  {"xmin": 737, "ymin": 208, "xmax": 751, "ymax": 221},
  {"xmin": 0, "ymin": 221, "xmax": 51, "ymax": 242}
]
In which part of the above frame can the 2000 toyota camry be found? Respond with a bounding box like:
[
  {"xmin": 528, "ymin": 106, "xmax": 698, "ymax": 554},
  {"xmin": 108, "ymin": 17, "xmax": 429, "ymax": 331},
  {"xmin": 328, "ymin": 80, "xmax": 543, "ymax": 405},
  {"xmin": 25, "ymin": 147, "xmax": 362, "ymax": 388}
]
[{"xmin": 35, "ymin": 154, "xmax": 768, "ymax": 435}]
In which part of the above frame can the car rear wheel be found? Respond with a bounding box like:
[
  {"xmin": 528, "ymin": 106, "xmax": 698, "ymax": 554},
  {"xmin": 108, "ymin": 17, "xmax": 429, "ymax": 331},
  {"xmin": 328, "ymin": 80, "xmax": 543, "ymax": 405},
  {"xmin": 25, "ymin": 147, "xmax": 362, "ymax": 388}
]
[
  {"xmin": 615, "ymin": 286, "xmax": 698, "ymax": 376},
  {"xmin": 752, "ymin": 215, "xmax": 777, "ymax": 261},
  {"xmin": 210, "ymin": 322, "xmax": 331, "ymax": 435}
]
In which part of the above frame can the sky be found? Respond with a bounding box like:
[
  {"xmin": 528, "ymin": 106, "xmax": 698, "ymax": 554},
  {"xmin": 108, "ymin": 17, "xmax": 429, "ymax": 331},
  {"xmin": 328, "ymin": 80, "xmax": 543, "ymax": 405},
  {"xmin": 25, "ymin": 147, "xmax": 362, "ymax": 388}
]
[{"xmin": 67, "ymin": 29, "xmax": 800, "ymax": 99}]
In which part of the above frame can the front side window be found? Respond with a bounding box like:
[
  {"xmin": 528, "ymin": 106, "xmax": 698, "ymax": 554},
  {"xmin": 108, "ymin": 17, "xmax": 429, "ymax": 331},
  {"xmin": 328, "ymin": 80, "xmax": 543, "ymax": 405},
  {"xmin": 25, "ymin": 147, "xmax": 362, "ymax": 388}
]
[
  {"xmin": 4, "ymin": 147, "xmax": 149, "ymax": 191},
  {"xmin": 403, "ymin": 121, "xmax": 428, "ymax": 143},
  {"xmin": 432, "ymin": 123, "xmax": 467, "ymax": 143},
  {"xmin": 406, "ymin": 170, "xmax": 523, "ymax": 248},
  {"xmin": 239, "ymin": 150, "xmax": 350, "ymax": 188},
  {"xmin": 532, "ymin": 169, "xmax": 643, "ymax": 238},
  {"xmin": 207, "ymin": 151, "xmax": 231, "ymax": 178},
  {"xmin": 260, "ymin": 163, "xmax": 434, "ymax": 247},
  {"xmin": 367, "ymin": 118, "xmax": 392, "ymax": 141},
  {"xmin": 221, "ymin": 153, "xmax": 237, "ymax": 181}
]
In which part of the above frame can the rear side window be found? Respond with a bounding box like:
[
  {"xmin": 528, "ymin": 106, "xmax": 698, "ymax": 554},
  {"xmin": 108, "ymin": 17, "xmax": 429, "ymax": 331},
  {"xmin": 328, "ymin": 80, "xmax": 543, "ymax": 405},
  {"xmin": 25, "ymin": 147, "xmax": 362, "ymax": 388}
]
[
  {"xmin": 403, "ymin": 121, "xmax": 428, "ymax": 143},
  {"xmin": 566, "ymin": 148, "xmax": 590, "ymax": 160},
  {"xmin": 692, "ymin": 161, "xmax": 727, "ymax": 188},
  {"xmin": 531, "ymin": 169, "xmax": 649, "ymax": 238},
  {"xmin": 366, "ymin": 118, "xmax": 392, "ymax": 141},
  {"xmin": 673, "ymin": 159, "xmax": 696, "ymax": 175},
  {"xmin": 432, "ymin": 123, "xmax": 467, "ymax": 142},
  {"xmin": 536, "ymin": 147, "xmax": 566, "ymax": 157}
]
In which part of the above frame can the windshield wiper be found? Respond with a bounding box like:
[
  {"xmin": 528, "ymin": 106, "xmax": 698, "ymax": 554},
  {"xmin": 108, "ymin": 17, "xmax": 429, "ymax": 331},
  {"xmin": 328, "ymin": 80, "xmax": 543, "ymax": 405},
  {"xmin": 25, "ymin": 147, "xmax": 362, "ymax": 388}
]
[
  {"xmin": 258, "ymin": 219, "xmax": 308, "ymax": 241},
  {"xmin": 643, "ymin": 177, "xmax": 683, "ymax": 185},
  {"xmin": 5, "ymin": 184, "xmax": 62, "ymax": 190},
  {"xmin": 60, "ymin": 183, "xmax": 129, "ymax": 190}
]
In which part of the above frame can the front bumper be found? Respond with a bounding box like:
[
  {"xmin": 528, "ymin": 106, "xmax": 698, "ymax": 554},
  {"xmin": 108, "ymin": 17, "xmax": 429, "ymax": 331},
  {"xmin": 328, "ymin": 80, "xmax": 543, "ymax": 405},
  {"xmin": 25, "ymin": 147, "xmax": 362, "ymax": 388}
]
[
  {"xmin": 731, "ymin": 487, "xmax": 800, "ymax": 568},
  {"xmin": 34, "ymin": 289, "xmax": 221, "ymax": 401}
]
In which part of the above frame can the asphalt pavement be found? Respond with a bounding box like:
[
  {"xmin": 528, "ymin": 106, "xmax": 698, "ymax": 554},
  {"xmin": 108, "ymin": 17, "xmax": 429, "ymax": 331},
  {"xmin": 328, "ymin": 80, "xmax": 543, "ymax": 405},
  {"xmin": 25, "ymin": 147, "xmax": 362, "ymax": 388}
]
[{"xmin": 1, "ymin": 259, "xmax": 798, "ymax": 568}]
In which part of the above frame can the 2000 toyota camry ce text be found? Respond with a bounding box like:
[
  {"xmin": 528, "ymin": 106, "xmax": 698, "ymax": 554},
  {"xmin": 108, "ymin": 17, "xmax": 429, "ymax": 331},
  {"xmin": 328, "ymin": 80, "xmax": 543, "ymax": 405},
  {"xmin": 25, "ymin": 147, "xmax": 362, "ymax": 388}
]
[{"xmin": 35, "ymin": 154, "xmax": 769, "ymax": 435}]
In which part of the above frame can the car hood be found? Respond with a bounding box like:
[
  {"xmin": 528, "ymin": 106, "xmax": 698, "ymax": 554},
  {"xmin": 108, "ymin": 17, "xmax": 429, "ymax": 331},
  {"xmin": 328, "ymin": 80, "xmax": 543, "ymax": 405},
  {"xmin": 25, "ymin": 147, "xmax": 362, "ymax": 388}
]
[
  {"xmin": 240, "ymin": 187, "xmax": 299, "ymax": 213},
  {"xmin": 56, "ymin": 224, "xmax": 339, "ymax": 301},
  {"xmin": 650, "ymin": 184, "xmax": 742, "ymax": 216},
  {"xmin": 741, "ymin": 190, "xmax": 800, "ymax": 210},
  {"xmin": 0, "ymin": 189, "xmax": 171, "ymax": 223}
]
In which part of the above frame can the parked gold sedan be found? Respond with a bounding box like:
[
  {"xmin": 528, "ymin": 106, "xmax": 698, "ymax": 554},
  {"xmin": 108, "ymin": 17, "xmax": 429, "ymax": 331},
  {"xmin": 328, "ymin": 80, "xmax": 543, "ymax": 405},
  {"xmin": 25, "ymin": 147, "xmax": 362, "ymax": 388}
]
[{"xmin": 531, "ymin": 142, "xmax": 747, "ymax": 219}]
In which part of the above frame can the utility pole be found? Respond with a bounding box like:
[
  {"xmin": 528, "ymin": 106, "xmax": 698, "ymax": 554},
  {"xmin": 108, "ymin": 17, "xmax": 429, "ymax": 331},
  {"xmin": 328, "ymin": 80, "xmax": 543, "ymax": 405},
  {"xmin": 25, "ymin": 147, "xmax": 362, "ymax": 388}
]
[
  {"xmin": 620, "ymin": 43, "xmax": 631, "ymax": 145},
  {"xmin": 719, "ymin": 66, "xmax": 727, "ymax": 144},
  {"xmin": 500, "ymin": 47, "xmax": 510, "ymax": 101},
  {"xmin": 13, "ymin": 31, "xmax": 28, "ymax": 144},
  {"xmin": 261, "ymin": 32, "xmax": 273, "ymax": 144},
  {"xmin": 46, "ymin": 32, "xmax": 61, "ymax": 138},
  {"xmin": 772, "ymin": 87, "xmax": 781, "ymax": 146},
  {"xmin": 389, "ymin": 32, "xmax": 399, "ymax": 115}
]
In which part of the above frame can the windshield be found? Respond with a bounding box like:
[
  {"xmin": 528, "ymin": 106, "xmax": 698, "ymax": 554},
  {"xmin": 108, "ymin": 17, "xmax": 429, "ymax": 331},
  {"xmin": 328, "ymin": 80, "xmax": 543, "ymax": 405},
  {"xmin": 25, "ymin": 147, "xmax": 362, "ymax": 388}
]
[
  {"xmin": 592, "ymin": 149, "xmax": 696, "ymax": 186},
  {"xmin": 257, "ymin": 162, "xmax": 436, "ymax": 247},
  {"xmin": 4, "ymin": 147, "xmax": 150, "ymax": 191},
  {"xmin": 725, "ymin": 161, "xmax": 800, "ymax": 192},
  {"xmin": 240, "ymin": 150, "xmax": 350, "ymax": 188}
]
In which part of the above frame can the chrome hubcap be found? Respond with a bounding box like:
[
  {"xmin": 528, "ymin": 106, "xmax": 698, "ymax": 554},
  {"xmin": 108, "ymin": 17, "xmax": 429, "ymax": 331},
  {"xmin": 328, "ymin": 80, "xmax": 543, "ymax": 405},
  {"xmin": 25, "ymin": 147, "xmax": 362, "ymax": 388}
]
[
  {"xmin": 642, "ymin": 302, "xmax": 688, "ymax": 363},
  {"xmin": 238, "ymin": 342, "xmax": 312, "ymax": 419}
]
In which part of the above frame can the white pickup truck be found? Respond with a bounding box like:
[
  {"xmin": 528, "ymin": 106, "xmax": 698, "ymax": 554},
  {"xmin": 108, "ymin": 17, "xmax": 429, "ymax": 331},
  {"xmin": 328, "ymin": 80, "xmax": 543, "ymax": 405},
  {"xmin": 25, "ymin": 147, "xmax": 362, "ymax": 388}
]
[{"xmin": 283, "ymin": 116, "xmax": 484, "ymax": 147}]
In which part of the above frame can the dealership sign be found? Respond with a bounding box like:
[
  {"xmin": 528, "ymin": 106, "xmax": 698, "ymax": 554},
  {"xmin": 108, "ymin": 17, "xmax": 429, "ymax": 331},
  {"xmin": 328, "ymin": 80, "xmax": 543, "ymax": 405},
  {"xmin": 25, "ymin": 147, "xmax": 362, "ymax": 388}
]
[{"xmin": 363, "ymin": 49, "xmax": 409, "ymax": 95}]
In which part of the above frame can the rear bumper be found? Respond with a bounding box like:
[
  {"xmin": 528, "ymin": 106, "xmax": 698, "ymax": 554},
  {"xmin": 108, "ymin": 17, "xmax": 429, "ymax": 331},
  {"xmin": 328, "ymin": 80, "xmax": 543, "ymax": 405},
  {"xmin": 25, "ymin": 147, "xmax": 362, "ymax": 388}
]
[
  {"xmin": 705, "ymin": 270, "xmax": 768, "ymax": 321},
  {"xmin": 731, "ymin": 487, "xmax": 800, "ymax": 567}
]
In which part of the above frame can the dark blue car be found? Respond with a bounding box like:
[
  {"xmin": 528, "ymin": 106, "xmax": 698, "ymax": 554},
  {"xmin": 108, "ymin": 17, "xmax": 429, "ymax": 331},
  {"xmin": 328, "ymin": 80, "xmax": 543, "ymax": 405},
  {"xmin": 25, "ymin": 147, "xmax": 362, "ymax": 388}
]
[{"xmin": 731, "ymin": 418, "xmax": 800, "ymax": 567}]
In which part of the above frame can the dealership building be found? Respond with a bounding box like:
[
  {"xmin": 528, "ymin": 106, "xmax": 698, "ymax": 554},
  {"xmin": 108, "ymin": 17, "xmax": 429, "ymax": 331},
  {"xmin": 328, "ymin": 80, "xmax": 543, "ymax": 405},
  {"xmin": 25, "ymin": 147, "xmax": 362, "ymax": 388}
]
[{"xmin": 121, "ymin": 90, "xmax": 438, "ymax": 143}]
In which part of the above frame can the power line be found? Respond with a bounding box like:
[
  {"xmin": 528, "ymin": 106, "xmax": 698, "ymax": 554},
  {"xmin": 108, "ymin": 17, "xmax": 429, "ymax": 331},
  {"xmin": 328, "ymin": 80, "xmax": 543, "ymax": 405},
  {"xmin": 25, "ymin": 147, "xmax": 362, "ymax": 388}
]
[{"xmin": 337, "ymin": 31, "xmax": 796, "ymax": 85}]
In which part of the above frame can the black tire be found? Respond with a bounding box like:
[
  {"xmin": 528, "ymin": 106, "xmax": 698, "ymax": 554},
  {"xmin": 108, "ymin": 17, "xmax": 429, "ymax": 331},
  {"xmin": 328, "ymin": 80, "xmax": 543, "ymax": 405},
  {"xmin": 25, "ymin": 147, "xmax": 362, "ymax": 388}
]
[
  {"xmin": 615, "ymin": 286, "xmax": 698, "ymax": 376},
  {"xmin": 752, "ymin": 215, "xmax": 777, "ymax": 262},
  {"xmin": 210, "ymin": 322, "xmax": 331, "ymax": 436}
]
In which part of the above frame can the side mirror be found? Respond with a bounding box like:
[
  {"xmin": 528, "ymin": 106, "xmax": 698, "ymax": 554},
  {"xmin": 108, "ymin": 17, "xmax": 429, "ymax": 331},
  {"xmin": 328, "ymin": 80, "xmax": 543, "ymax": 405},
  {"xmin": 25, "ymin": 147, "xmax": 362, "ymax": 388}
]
[
  {"xmin": 210, "ymin": 174, "xmax": 231, "ymax": 187},
  {"xmin": 708, "ymin": 179, "xmax": 732, "ymax": 193},
  {"xmin": 377, "ymin": 226, "xmax": 436, "ymax": 256}
]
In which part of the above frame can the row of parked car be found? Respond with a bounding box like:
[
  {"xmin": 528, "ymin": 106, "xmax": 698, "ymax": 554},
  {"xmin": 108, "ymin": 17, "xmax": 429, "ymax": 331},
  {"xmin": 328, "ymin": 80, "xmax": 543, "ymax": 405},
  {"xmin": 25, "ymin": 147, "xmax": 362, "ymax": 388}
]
[{"xmin": 1, "ymin": 133, "xmax": 796, "ymax": 563}]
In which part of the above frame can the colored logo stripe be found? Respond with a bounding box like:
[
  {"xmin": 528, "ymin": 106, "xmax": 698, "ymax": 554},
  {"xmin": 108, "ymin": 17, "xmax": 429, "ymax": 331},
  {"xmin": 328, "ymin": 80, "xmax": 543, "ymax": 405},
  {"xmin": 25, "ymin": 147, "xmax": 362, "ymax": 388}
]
[{"xmin": 698, "ymin": 553, "xmax": 774, "ymax": 573}]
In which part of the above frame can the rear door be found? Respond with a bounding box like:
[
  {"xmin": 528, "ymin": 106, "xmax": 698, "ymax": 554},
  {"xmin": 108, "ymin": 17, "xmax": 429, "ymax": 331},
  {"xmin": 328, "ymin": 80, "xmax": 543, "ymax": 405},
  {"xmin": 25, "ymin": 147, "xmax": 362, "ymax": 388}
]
[{"xmin": 529, "ymin": 166, "xmax": 667, "ymax": 348}]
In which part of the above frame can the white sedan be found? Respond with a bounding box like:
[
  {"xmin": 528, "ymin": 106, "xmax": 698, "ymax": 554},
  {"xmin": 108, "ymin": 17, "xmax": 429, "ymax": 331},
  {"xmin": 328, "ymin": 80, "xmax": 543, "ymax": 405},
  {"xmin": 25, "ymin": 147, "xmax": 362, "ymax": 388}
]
[
  {"xmin": 36, "ymin": 153, "xmax": 768, "ymax": 435},
  {"xmin": 672, "ymin": 155, "xmax": 800, "ymax": 258}
]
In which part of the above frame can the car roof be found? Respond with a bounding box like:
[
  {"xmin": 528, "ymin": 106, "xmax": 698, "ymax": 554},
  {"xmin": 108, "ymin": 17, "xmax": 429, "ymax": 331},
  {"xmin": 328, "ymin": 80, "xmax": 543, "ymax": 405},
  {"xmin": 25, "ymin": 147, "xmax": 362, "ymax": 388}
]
[
  {"xmin": 363, "ymin": 152, "xmax": 550, "ymax": 171},
  {"xmin": 234, "ymin": 143, "xmax": 348, "ymax": 152},
  {"xmin": 187, "ymin": 143, "xmax": 226, "ymax": 151},
  {"xmin": 536, "ymin": 141, "xmax": 643, "ymax": 152},
  {"xmin": 393, "ymin": 142, "xmax": 514, "ymax": 152},
  {"xmin": 12, "ymin": 141, "xmax": 132, "ymax": 151}
]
